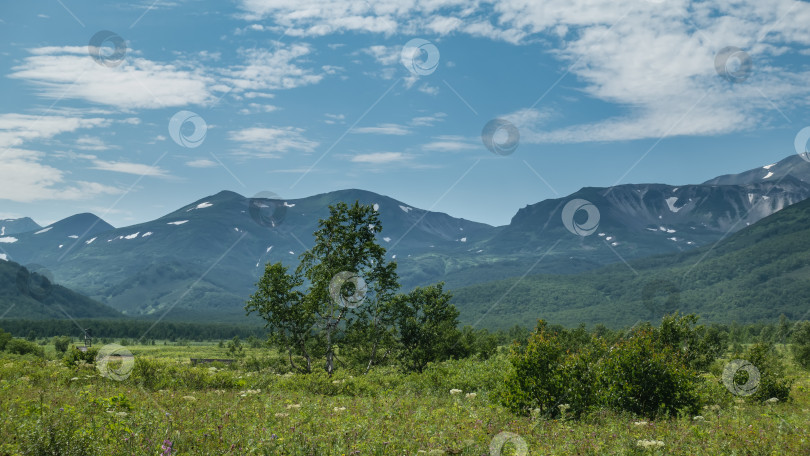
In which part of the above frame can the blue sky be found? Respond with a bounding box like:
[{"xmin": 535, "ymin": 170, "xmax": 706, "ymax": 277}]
[{"xmin": 1, "ymin": 0, "xmax": 810, "ymax": 227}]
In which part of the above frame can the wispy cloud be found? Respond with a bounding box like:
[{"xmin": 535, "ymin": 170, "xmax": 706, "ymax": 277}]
[
  {"xmin": 351, "ymin": 152, "xmax": 408, "ymax": 164},
  {"xmin": 352, "ymin": 123, "xmax": 411, "ymax": 135},
  {"xmin": 185, "ymin": 159, "xmax": 217, "ymax": 168},
  {"xmin": 90, "ymin": 159, "xmax": 169, "ymax": 177},
  {"xmin": 229, "ymin": 126, "xmax": 319, "ymax": 157}
]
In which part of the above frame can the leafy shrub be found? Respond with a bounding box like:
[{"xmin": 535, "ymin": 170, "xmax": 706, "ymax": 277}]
[
  {"xmin": 0, "ymin": 328, "xmax": 12, "ymax": 351},
  {"xmin": 500, "ymin": 320, "xmax": 570, "ymax": 418},
  {"xmin": 52, "ymin": 336, "xmax": 72, "ymax": 354},
  {"xmin": 597, "ymin": 329, "xmax": 701, "ymax": 418},
  {"xmin": 501, "ymin": 316, "xmax": 705, "ymax": 419},
  {"xmin": 5, "ymin": 338, "xmax": 45, "ymax": 357},
  {"xmin": 62, "ymin": 346, "xmax": 98, "ymax": 367},
  {"xmin": 791, "ymin": 321, "xmax": 810, "ymax": 370},
  {"xmin": 743, "ymin": 343, "xmax": 792, "ymax": 402}
]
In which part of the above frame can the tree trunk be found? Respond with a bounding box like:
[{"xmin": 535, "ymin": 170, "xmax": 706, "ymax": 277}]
[{"xmin": 325, "ymin": 324, "xmax": 334, "ymax": 376}]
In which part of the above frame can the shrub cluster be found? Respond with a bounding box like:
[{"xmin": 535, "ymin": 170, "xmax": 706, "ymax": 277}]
[{"xmin": 500, "ymin": 314, "xmax": 731, "ymax": 419}]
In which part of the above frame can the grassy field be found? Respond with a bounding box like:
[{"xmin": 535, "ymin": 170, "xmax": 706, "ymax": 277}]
[{"xmin": 0, "ymin": 340, "xmax": 808, "ymax": 455}]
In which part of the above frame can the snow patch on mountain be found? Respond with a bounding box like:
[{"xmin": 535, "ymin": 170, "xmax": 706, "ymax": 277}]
[
  {"xmin": 142, "ymin": 232, "xmax": 153, "ymax": 237},
  {"xmin": 68, "ymin": 235, "xmax": 79, "ymax": 239},
  {"xmin": 167, "ymin": 220, "xmax": 188, "ymax": 225},
  {"xmin": 124, "ymin": 232, "xmax": 140, "ymax": 240},
  {"xmin": 399, "ymin": 205, "xmax": 412, "ymax": 213},
  {"xmin": 0, "ymin": 237, "xmax": 18, "ymax": 243},
  {"xmin": 665, "ymin": 197, "xmax": 681, "ymax": 213},
  {"xmin": 34, "ymin": 227, "xmax": 52, "ymax": 235},
  {"xmin": 764, "ymin": 171, "xmax": 774, "ymax": 179},
  {"xmin": 86, "ymin": 237, "xmax": 97, "ymax": 244},
  {"xmin": 763, "ymin": 163, "xmax": 776, "ymax": 170},
  {"xmin": 0, "ymin": 253, "xmax": 6, "ymax": 261}
]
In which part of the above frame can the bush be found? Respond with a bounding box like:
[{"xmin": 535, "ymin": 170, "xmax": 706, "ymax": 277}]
[
  {"xmin": 791, "ymin": 321, "xmax": 810, "ymax": 370},
  {"xmin": 597, "ymin": 329, "xmax": 701, "ymax": 418},
  {"xmin": 743, "ymin": 343, "xmax": 792, "ymax": 402},
  {"xmin": 0, "ymin": 328, "xmax": 11, "ymax": 351},
  {"xmin": 501, "ymin": 316, "xmax": 705, "ymax": 420},
  {"xmin": 62, "ymin": 346, "xmax": 98, "ymax": 367},
  {"xmin": 5, "ymin": 338, "xmax": 45, "ymax": 357},
  {"xmin": 52, "ymin": 336, "xmax": 71, "ymax": 354}
]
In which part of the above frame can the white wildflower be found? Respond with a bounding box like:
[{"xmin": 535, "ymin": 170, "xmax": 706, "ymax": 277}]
[{"xmin": 449, "ymin": 389, "xmax": 462, "ymax": 395}]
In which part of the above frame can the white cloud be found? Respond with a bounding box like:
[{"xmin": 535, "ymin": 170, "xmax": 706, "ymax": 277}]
[
  {"xmin": 410, "ymin": 113, "xmax": 446, "ymax": 127},
  {"xmin": 417, "ymin": 84, "xmax": 439, "ymax": 95},
  {"xmin": 74, "ymin": 136, "xmax": 113, "ymax": 151},
  {"xmin": 223, "ymin": 44, "xmax": 324, "ymax": 92},
  {"xmin": 186, "ymin": 159, "xmax": 217, "ymax": 168},
  {"xmin": 229, "ymin": 126, "xmax": 319, "ymax": 157},
  {"xmin": 0, "ymin": 113, "xmax": 110, "ymax": 149},
  {"xmin": 90, "ymin": 160, "xmax": 169, "ymax": 177},
  {"xmin": 0, "ymin": 148, "xmax": 120, "ymax": 203},
  {"xmin": 236, "ymin": 0, "xmax": 810, "ymax": 142},
  {"xmin": 351, "ymin": 152, "xmax": 407, "ymax": 164},
  {"xmin": 11, "ymin": 46, "xmax": 214, "ymax": 110},
  {"xmin": 352, "ymin": 123, "xmax": 410, "ymax": 135},
  {"xmin": 423, "ymin": 135, "xmax": 479, "ymax": 152}
]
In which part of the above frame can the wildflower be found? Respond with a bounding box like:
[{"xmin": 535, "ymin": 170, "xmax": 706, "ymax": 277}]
[
  {"xmin": 286, "ymin": 403, "xmax": 301, "ymax": 409},
  {"xmin": 161, "ymin": 439, "xmax": 173, "ymax": 455},
  {"xmin": 70, "ymin": 377, "xmax": 79, "ymax": 381},
  {"xmin": 692, "ymin": 416, "xmax": 704, "ymax": 421},
  {"xmin": 449, "ymin": 389, "xmax": 462, "ymax": 395},
  {"xmin": 465, "ymin": 393, "xmax": 477, "ymax": 399},
  {"xmin": 333, "ymin": 406, "xmax": 347, "ymax": 412},
  {"xmin": 633, "ymin": 421, "xmax": 649, "ymax": 426},
  {"xmin": 116, "ymin": 412, "xmax": 128, "ymax": 417},
  {"xmin": 182, "ymin": 396, "xmax": 196, "ymax": 402},
  {"xmin": 636, "ymin": 439, "xmax": 664, "ymax": 449},
  {"xmin": 558, "ymin": 403, "xmax": 570, "ymax": 413},
  {"xmin": 765, "ymin": 397, "xmax": 779, "ymax": 404},
  {"xmin": 274, "ymin": 412, "xmax": 289, "ymax": 418}
]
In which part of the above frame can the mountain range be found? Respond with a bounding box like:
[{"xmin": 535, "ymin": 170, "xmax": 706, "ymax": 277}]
[{"xmin": 1, "ymin": 153, "xmax": 809, "ymax": 324}]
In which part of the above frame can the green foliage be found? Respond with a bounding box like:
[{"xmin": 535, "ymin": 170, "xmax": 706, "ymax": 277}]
[
  {"xmin": 52, "ymin": 336, "xmax": 72, "ymax": 354},
  {"xmin": 791, "ymin": 321, "xmax": 810, "ymax": 370},
  {"xmin": 393, "ymin": 283, "xmax": 463, "ymax": 373},
  {"xmin": 597, "ymin": 329, "xmax": 701, "ymax": 418},
  {"xmin": 743, "ymin": 343, "xmax": 793, "ymax": 402},
  {"xmin": 0, "ymin": 328, "xmax": 12, "ymax": 351},
  {"xmin": 62, "ymin": 346, "xmax": 98, "ymax": 367},
  {"xmin": 19, "ymin": 409, "xmax": 95, "ymax": 456},
  {"xmin": 5, "ymin": 338, "xmax": 45, "ymax": 357},
  {"xmin": 501, "ymin": 315, "xmax": 706, "ymax": 419},
  {"xmin": 247, "ymin": 201, "xmax": 467, "ymax": 375}
]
